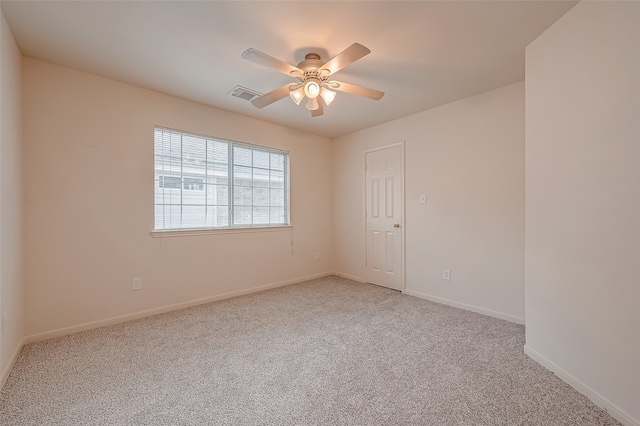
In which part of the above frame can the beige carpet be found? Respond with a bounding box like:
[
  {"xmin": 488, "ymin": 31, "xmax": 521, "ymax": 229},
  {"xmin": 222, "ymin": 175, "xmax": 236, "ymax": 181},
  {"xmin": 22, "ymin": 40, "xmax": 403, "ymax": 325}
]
[{"xmin": 0, "ymin": 275, "xmax": 620, "ymax": 425}]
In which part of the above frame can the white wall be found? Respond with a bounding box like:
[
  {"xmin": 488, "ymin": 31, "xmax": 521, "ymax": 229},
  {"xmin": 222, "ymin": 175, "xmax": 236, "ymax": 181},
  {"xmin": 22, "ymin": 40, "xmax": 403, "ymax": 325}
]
[
  {"xmin": 0, "ymin": 10, "xmax": 25, "ymax": 382},
  {"xmin": 525, "ymin": 2, "xmax": 640, "ymax": 425},
  {"xmin": 22, "ymin": 58, "xmax": 334, "ymax": 338},
  {"xmin": 333, "ymin": 82, "xmax": 525, "ymax": 323}
]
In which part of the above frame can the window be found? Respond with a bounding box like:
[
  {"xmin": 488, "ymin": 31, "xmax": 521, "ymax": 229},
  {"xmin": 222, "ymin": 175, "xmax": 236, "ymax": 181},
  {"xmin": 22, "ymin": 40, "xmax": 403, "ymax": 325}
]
[
  {"xmin": 154, "ymin": 127, "xmax": 289, "ymax": 231},
  {"xmin": 158, "ymin": 176, "xmax": 182, "ymax": 189},
  {"xmin": 183, "ymin": 177, "xmax": 204, "ymax": 191}
]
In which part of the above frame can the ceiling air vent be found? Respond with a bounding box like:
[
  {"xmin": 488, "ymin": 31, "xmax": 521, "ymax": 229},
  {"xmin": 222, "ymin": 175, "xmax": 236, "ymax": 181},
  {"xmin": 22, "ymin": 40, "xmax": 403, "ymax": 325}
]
[{"xmin": 229, "ymin": 86, "xmax": 262, "ymax": 101}]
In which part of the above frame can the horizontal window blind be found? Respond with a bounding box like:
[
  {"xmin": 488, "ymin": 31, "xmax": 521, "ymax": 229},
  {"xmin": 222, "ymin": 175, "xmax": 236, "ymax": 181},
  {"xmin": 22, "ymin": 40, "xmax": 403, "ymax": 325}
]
[{"xmin": 154, "ymin": 127, "xmax": 289, "ymax": 231}]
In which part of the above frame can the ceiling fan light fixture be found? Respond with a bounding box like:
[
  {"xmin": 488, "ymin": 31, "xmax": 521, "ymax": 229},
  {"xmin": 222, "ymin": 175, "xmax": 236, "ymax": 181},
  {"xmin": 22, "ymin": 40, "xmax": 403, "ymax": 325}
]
[
  {"xmin": 306, "ymin": 96, "xmax": 319, "ymax": 111},
  {"xmin": 320, "ymin": 87, "xmax": 336, "ymax": 106},
  {"xmin": 289, "ymin": 86, "xmax": 304, "ymax": 105},
  {"xmin": 241, "ymin": 43, "xmax": 384, "ymax": 118},
  {"xmin": 304, "ymin": 79, "xmax": 321, "ymax": 98}
]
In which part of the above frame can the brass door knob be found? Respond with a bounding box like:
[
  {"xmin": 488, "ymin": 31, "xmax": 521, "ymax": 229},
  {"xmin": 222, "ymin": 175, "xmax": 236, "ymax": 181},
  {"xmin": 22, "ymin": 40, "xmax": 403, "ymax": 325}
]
[{"xmin": 393, "ymin": 223, "xmax": 400, "ymax": 228}]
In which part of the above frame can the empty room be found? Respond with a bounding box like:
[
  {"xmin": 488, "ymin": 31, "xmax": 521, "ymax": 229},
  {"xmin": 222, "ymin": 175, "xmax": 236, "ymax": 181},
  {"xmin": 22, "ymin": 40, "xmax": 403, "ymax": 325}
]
[{"xmin": 0, "ymin": 1, "xmax": 638, "ymax": 425}]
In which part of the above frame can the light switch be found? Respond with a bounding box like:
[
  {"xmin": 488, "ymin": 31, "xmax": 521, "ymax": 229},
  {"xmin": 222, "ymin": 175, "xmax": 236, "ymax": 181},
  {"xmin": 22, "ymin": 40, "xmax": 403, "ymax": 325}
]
[
  {"xmin": 132, "ymin": 277, "xmax": 142, "ymax": 291},
  {"xmin": 442, "ymin": 269, "xmax": 451, "ymax": 281},
  {"xmin": 419, "ymin": 194, "xmax": 427, "ymax": 204}
]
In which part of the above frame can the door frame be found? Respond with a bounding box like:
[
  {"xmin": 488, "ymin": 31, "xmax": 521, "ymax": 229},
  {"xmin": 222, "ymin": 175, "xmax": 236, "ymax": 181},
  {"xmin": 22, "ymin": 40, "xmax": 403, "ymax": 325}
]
[{"xmin": 363, "ymin": 141, "xmax": 406, "ymax": 292}]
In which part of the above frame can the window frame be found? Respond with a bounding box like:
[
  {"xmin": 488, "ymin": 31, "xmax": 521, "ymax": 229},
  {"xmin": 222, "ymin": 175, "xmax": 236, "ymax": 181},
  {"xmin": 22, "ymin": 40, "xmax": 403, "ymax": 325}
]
[{"xmin": 152, "ymin": 126, "xmax": 291, "ymax": 236}]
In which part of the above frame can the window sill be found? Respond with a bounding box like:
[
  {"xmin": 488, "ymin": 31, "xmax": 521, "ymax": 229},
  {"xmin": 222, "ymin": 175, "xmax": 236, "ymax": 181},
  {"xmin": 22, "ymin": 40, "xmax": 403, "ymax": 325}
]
[{"xmin": 150, "ymin": 225, "xmax": 293, "ymax": 238}]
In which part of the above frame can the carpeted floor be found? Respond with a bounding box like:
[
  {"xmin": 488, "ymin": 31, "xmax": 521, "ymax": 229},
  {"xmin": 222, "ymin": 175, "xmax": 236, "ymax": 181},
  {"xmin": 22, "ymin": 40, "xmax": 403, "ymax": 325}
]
[{"xmin": 0, "ymin": 275, "xmax": 620, "ymax": 425}]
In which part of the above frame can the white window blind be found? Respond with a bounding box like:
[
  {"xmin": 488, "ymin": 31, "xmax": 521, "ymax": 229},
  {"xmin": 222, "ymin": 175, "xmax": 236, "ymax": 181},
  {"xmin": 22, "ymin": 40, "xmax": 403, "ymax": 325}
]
[{"xmin": 154, "ymin": 127, "xmax": 289, "ymax": 231}]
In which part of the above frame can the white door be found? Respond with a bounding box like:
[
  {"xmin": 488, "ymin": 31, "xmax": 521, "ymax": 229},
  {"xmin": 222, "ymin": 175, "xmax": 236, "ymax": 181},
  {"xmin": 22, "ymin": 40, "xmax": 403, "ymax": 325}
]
[{"xmin": 365, "ymin": 145, "xmax": 403, "ymax": 291}]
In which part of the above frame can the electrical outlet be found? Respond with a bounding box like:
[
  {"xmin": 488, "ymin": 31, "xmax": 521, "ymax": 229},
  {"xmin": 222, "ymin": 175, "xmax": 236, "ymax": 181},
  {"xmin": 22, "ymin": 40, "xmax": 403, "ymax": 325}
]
[
  {"xmin": 442, "ymin": 269, "xmax": 451, "ymax": 281},
  {"xmin": 131, "ymin": 277, "xmax": 142, "ymax": 291},
  {"xmin": 315, "ymin": 252, "xmax": 320, "ymax": 261},
  {"xmin": 2, "ymin": 314, "xmax": 7, "ymax": 335}
]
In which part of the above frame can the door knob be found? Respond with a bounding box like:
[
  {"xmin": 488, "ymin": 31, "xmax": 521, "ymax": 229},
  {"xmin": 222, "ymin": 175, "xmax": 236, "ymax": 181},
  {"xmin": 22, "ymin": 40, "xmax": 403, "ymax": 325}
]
[{"xmin": 393, "ymin": 223, "xmax": 400, "ymax": 228}]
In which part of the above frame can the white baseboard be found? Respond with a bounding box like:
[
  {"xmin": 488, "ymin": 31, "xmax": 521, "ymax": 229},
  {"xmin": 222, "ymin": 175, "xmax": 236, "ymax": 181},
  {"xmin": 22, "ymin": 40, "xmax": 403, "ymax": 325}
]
[
  {"xmin": 524, "ymin": 345, "xmax": 638, "ymax": 426},
  {"xmin": 332, "ymin": 272, "xmax": 365, "ymax": 283},
  {"xmin": 24, "ymin": 271, "xmax": 334, "ymax": 345},
  {"xmin": 1, "ymin": 336, "xmax": 26, "ymax": 389},
  {"xmin": 403, "ymin": 289, "xmax": 525, "ymax": 324}
]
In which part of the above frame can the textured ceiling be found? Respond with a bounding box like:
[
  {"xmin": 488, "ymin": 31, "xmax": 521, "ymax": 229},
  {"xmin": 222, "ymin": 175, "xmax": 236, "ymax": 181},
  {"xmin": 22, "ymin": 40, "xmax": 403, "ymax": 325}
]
[{"xmin": 1, "ymin": 0, "xmax": 577, "ymax": 138}]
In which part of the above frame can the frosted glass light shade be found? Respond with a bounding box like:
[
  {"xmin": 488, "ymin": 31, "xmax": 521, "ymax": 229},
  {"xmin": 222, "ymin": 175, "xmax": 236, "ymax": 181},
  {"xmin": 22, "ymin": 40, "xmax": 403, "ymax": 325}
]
[
  {"xmin": 289, "ymin": 87, "xmax": 304, "ymax": 105},
  {"xmin": 304, "ymin": 79, "xmax": 321, "ymax": 98},
  {"xmin": 306, "ymin": 96, "xmax": 319, "ymax": 110},
  {"xmin": 320, "ymin": 88, "xmax": 336, "ymax": 105}
]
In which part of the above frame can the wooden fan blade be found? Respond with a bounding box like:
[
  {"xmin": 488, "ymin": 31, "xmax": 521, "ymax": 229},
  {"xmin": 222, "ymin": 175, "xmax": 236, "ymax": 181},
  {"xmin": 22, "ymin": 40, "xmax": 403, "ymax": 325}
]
[
  {"xmin": 311, "ymin": 100, "xmax": 324, "ymax": 117},
  {"xmin": 319, "ymin": 43, "xmax": 371, "ymax": 76},
  {"xmin": 330, "ymin": 81, "xmax": 385, "ymax": 100},
  {"xmin": 241, "ymin": 48, "xmax": 303, "ymax": 77},
  {"xmin": 250, "ymin": 84, "xmax": 292, "ymax": 109}
]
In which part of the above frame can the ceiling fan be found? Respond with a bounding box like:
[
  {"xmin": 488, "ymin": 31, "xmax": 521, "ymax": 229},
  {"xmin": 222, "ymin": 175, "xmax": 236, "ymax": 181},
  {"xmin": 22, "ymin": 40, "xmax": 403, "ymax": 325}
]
[{"xmin": 241, "ymin": 43, "xmax": 384, "ymax": 117}]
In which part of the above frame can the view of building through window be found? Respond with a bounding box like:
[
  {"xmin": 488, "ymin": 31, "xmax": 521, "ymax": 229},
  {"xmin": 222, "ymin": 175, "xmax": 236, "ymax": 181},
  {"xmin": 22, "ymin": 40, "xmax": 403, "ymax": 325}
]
[{"xmin": 154, "ymin": 128, "xmax": 288, "ymax": 230}]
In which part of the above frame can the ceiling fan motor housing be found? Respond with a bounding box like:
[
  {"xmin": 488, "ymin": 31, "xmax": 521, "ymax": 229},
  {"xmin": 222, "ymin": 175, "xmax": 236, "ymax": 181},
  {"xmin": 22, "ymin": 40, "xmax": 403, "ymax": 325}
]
[{"xmin": 297, "ymin": 53, "xmax": 326, "ymax": 82}]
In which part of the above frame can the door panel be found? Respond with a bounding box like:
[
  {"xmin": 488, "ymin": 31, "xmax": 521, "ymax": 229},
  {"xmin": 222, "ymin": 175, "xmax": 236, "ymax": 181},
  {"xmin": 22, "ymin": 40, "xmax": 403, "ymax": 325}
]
[
  {"xmin": 385, "ymin": 177, "xmax": 394, "ymax": 218},
  {"xmin": 385, "ymin": 231, "xmax": 395, "ymax": 273},
  {"xmin": 371, "ymin": 179, "xmax": 380, "ymax": 218},
  {"xmin": 365, "ymin": 145, "xmax": 403, "ymax": 290},
  {"xmin": 370, "ymin": 230, "xmax": 380, "ymax": 272}
]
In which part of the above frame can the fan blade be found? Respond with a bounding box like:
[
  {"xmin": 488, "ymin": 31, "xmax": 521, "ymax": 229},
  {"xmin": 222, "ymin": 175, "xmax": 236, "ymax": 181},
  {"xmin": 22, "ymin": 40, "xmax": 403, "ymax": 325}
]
[
  {"xmin": 250, "ymin": 84, "xmax": 292, "ymax": 109},
  {"xmin": 330, "ymin": 81, "xmax": 385, "ymax": 100},
  {"xmin": 311, "ymin": 100, "xmax": 324, "ymax": 117},
  {"xmin": 241, "ymin": 48, "xmax": 303, "ymax": 77},
  {"xmin": 319, "ymin": 43, "xmax": 371, "ymax": 76}
]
